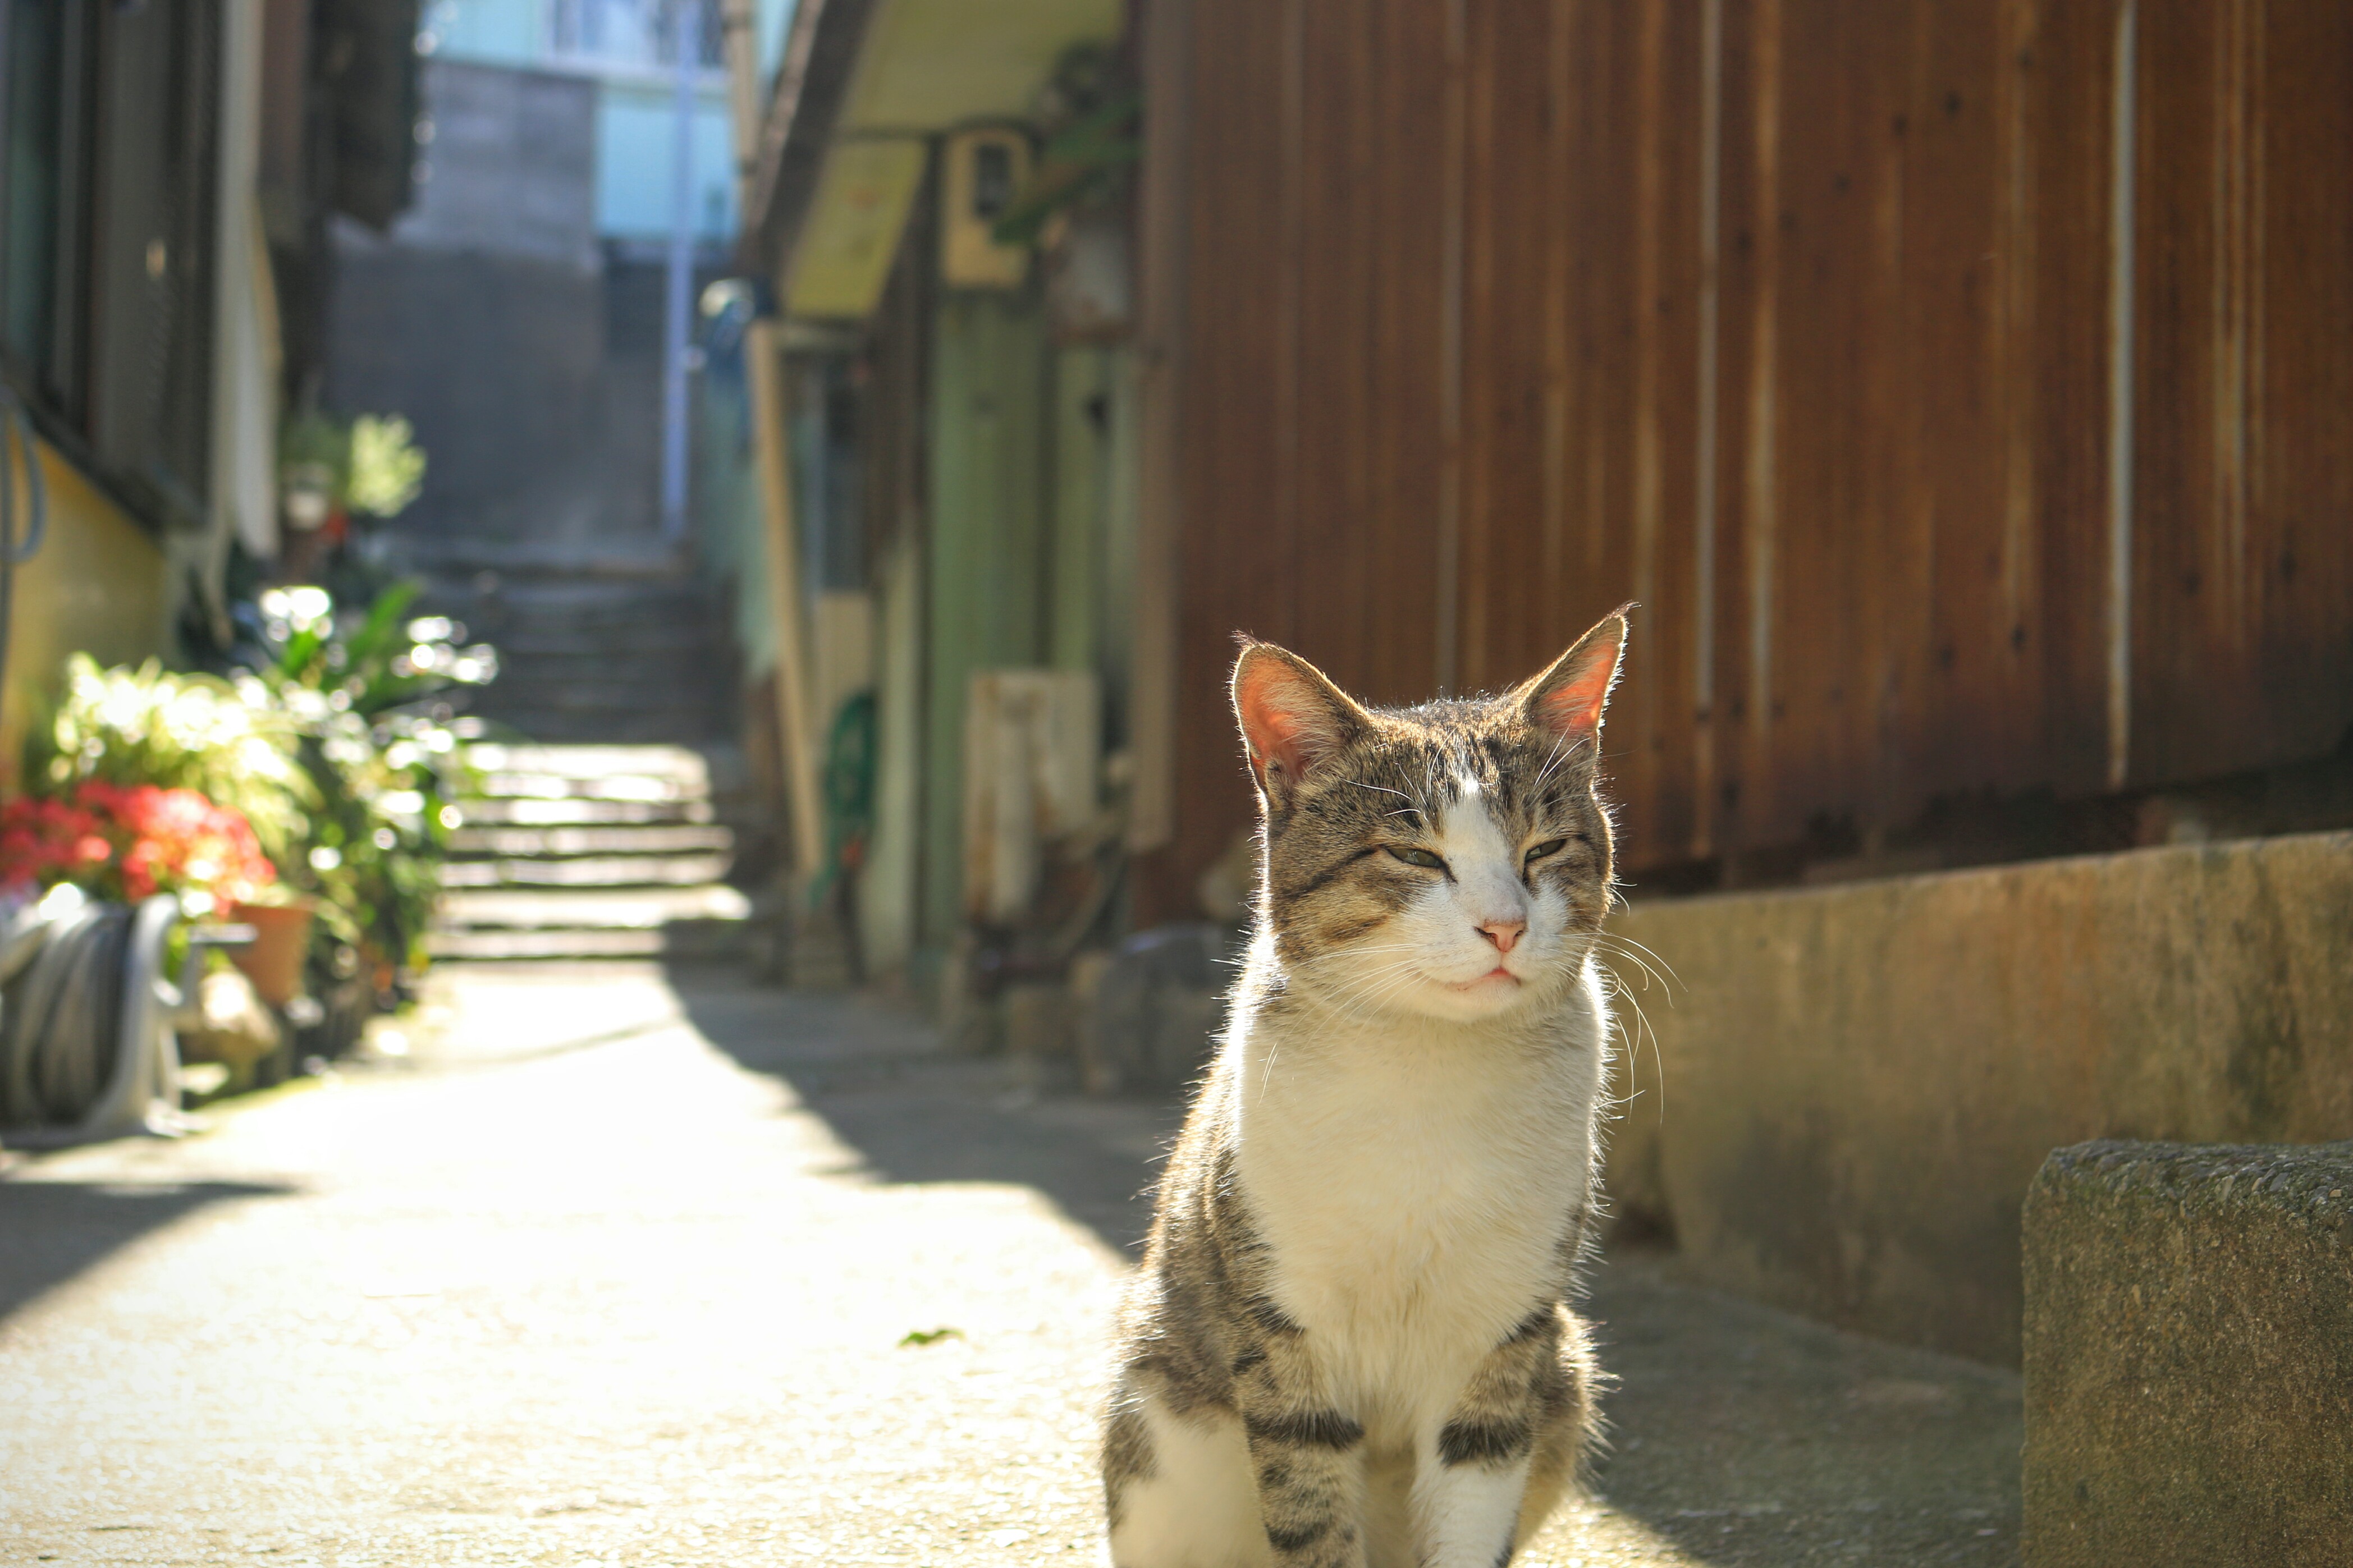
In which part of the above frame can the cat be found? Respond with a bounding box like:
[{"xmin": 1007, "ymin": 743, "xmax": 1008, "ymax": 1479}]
[{"xmin": 1101, "ymin": 611, "xmax": 1629, "ymax": 1568}]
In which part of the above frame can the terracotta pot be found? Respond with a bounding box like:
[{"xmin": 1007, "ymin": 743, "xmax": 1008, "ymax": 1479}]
[{"xmin": 227, "ymin": 900, "xmax": 314, "ymax": 1008}]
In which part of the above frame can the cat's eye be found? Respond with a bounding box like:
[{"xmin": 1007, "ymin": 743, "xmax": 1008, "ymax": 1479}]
[
  {"xmin": 1389, "ymin": 846, "xmax": 1446, "ymax": 870},
  {"xmin": 1524, "ymin": 838, "xmax": 1569, "ymax": 864}
]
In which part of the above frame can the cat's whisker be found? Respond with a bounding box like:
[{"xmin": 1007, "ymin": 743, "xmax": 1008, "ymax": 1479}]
[
  {"xmin": 1595, "ymin": 959, "xmax": 1669, "ymax": 1126},
  {"xmin": 1594, "ymin": 932, "xmax": 1682, "ymax": 992},
  {"xmin": 1591, "ymin": 938, "xmax": 1674, "ymax": 999},
  {"xmin": 1344, "ymin": 778, "xmax": 1418, "ymax": 808},
  {"xmin": 1316, "ymin": 961, "xmax": 1438, "ymax": 1026}
]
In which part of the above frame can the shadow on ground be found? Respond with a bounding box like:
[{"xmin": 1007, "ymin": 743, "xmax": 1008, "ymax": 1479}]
[
  {"xmin": 1585, "ymin": 1250, "xmax": 2022, "ymax": 1565},
  {"xmin": 668, "ymin": 964, "xmax": 1180, "ymax": 1257},
  {"xmin": 0, "ymin": 1179, "xmax": 295, "ymax": 1324},
  {"xmin": 672, "ymin": 964, "xmax": 2022, "ymax": 1566}
]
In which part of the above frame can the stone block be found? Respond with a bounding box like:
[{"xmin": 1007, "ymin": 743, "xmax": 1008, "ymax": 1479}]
[
  {"xmin": 1082, "ymin": 923, "xmax": 1235, "ymax": 1094},
  {"xmin": 2022, "ymin": 1139, "xmax": 2353, "ymax": 1567},
  {"xmin": 1002, "ymin": 981, "xmax": 1072, "ymax": 1060}
]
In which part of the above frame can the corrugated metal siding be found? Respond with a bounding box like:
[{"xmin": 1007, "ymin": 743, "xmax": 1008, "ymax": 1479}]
[{"xmin": 1155, "ymin": 0, "xmax": 2353, "ymax": 904}]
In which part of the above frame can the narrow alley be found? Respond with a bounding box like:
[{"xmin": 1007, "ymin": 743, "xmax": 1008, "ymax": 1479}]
[
  {"xmin": 7, "ymin": 2, "xmax": 2347, "ymax": 1562},
  {"xmin": 2, "ymin": 962, "xmax": 2023, "ymax": 1567}
]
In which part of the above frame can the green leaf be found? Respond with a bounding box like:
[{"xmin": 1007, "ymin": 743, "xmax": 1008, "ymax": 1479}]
[
  {"xmin": 898, "ymin": 1327, "xmax": 963, "ymax": 1347},
  {"xmin": 346, "ymin": 579, "xmax": 423, "ymax": 667}
]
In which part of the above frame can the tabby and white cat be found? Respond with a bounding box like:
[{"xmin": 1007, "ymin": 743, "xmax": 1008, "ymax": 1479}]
[{"xmin": 1102, "ymin": 612, "xmax": 1629, "ymax": 1568}]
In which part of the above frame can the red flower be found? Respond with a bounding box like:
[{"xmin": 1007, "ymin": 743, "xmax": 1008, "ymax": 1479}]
[{"xmin": 0, "ymin": 783, "xmax": 277, "ymax": 908}]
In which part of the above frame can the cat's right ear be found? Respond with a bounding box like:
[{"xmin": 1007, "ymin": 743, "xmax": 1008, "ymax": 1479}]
[{"xmin": 1232, "ymin": 640, "xmax": 1368, "ymax": 810}]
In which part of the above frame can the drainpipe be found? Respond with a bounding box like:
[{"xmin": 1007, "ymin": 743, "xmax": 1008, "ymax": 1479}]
[{"xmin": 659, "ymin": 0, "xmax": 697, "ymax": 544}]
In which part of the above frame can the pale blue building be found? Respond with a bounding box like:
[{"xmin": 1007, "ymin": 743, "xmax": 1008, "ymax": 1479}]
[{"xmin": 419, "ymin": 0, "xmax": 797, "ymax": 243}]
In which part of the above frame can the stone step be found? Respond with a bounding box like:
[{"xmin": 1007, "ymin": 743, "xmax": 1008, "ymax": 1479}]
[
  {"xmin": 483, "ymin": 665, "xmax": 728, "ymax": 702},
  {"xmin": 463, "ymin": 743, "xmax": 727, "ymax": 782},
  {"xmin": 460, "ymin": 709, "xmax": 738, "ymax": 746},
  {"xmin": 439, "ymin": 884, "xmax": 752, "ymax": 930},
  {"xmin": 425, "ymin": 920, "xmax": 748, "ymax": 961},
  {"xmin": 429, "ymin": 621, "xmax": 717, "ymax": 652},
  {"xmin": 437, "ymin": 586, "xmax": 726, "ymax": 630},
  {"xmin": 399, "ymin": 540, "xmax": 687, "ymax": 581},
  {"xmin": 493, "ymin": 627, "xmax": 720, "ymax": 658},
  {"xmin": 473, "ymin": 622, "xmax": 729, "ymax": 658},
  {"xmin": 467, "ymin": 677, "xmax": 734, "ymax": 717},
  {"xmin": 458, "ymin": 796, "xmax": 716, "ymax": 827},
  {"xmin": 472, "ymin": 770, "xmax": 707, "ymax": 805},
  {"xmin": 439, "ymin": 854, "xmax": 734, "ymax": 889},
  {"xmin": 446, "ymin": 823, "xmax": 736, "ymax": 858}
]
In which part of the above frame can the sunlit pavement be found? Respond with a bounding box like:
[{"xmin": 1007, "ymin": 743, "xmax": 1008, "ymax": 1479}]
[{"xmin": 1, "ymin": 965, "xmax": 2020, "ymax": 1566}]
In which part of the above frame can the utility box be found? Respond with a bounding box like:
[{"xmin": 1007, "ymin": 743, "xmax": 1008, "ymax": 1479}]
[
  {"xmin": 939, "ymin": 127, "xmax": 1031, "ymax": 290},
  {"xmin": 962, "ymin": 670, "xmax": 1098, "ymax": 925}
]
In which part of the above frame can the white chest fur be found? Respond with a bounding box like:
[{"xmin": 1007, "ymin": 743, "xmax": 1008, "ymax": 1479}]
[{"xmin": 1228, "ymin": 968, "xmax": 1607, "ymax": 1439}]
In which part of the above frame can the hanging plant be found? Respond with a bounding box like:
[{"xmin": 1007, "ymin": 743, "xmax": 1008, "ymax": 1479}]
[{"xmin": 992, "ymin": 43, "xmax": 1141, "ymax": 249}]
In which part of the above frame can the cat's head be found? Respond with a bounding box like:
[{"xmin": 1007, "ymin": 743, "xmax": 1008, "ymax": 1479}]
[{"xmin": 1231, "ymin": 612, "xmax": 1626, "ymax": 1023}]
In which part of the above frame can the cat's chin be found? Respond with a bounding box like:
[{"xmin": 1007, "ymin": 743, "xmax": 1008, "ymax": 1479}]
[
  {"xmin": 1428, "ymin": 980, "xmax": 1535, "ymax": 1021},
  {"xmin": 1394, "ymin": 966, "xmax": 1544, "ymax": 1023}
]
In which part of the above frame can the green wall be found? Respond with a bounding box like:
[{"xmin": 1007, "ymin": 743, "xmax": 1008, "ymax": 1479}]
[
  {"xmin": 921, "ymin": 290, "xmax": 1051, "ymax": 946},
  {"xmin": 1050, "ymin": 343, "xmax": 1138, "ymax": 740}
]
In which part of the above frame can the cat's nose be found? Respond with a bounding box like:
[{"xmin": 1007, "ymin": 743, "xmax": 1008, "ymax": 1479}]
[{"xmin": 1477, "ymin": 917, "xmax": 1526, "ymax": 954}]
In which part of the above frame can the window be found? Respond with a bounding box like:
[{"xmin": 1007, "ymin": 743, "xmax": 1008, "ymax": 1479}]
[
  {"xmin": 0, "ymin": 0, "xmax": 220, "ymax": 524},
  {"xmin": 549, "ymin": 0, "xmax": 722, "ymax": 74},
  {"xmin": 1, "ymin": 0, "xmax": 95, "ymax": 421}
]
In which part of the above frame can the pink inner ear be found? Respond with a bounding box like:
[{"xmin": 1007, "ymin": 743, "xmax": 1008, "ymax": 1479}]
[
  {"xmin": 1238, "ymin": 655, "xmax": 1354, "ymax": 785},
  {"xmin": 1239, "ymin": 677, "xmax": 1316, "ymax": 777},
  {"xmin": 1536, "ymin": 644, "xmax": 1618, "ymax": 739}
]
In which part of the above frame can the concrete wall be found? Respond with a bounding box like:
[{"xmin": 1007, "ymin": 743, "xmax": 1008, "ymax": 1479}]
[
  {"xmin": 1602, "ymin": 831, "xmax": 2353, "ymax": 1367},
  {"xmin": 397, "ymin": 58, "xmax": 599, "ymax": 269},
  {"xmin": 328, "ymin": 59, "xmax": 670, "ymax": 554}
]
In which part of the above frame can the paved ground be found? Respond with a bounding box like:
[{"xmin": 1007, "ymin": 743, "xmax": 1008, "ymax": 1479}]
[{"xmin": 1, "ymin": 965, "xmax": 2022, "ymax": 1566}]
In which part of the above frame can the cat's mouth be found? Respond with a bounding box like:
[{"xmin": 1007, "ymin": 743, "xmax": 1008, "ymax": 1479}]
[{"xmin": 1445, "ymin": 965, "xmax": 1522, "ymax": 992}]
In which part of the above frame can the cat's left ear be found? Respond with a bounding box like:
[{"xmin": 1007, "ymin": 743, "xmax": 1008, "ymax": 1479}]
[{"xmin": 1516, "ymin": 608, "xmax": 1629, "ymax": 747}]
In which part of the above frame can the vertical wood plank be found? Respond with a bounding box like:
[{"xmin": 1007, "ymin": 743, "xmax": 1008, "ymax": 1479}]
[
  {"xmin": 1168, "ymin": 0, "xmax": 1293, "ymax": 894},
  {"xmin": 1290, "ymin": 0, "xmax": 1380, "ymax": 693},
  {"xmin": 2246, "ymin": 0, "xmax": 2353, "ymax": 765},
  {"xmin": 1361, "ymin": 0, "xmax": 1448, "ymax": 707}
]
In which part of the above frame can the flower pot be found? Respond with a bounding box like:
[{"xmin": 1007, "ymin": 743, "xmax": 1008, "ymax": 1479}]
[{"xmin": 228, "ymin": 900, "xmax": 314, "ymax": 1008}]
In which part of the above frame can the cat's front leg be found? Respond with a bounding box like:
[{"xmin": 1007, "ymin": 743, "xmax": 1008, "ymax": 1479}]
[
  {"xmin": 1412, "ymin": 1304, "xmax": 1592, "ymax": 1566},
  {"xmin": 1235, "ymin": 1323, "xmax": 1369, "ymax": 1567}
]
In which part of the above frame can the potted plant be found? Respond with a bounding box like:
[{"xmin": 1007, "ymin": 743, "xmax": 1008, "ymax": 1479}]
[{"xmin": 0, "ymin": 782, "xmax": 282, "ymax": 1138}]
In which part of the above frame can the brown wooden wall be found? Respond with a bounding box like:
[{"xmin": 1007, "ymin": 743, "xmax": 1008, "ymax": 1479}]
[{"xmin": 1140, "ymin": 0, "xmax": 2353, "ymax": 913}]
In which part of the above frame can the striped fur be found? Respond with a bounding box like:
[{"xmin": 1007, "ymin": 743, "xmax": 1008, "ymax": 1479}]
[{"xmin": 1104, "ymin": 614, "xmax": 1628, "ymax": 1568}]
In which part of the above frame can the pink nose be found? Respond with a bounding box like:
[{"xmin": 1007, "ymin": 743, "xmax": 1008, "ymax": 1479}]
[{"xmin": 1478, "ymin": 918, "xmax": 1525, "ymax": 954}]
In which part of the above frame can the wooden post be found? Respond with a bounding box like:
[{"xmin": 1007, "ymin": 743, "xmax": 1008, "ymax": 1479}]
[
  {"xmin": 1126, "ymin": 0, "xmax": 1189, "ymax": 858},
  {"xmin": 721, "ymin": 0, "xmax": 825, "ymax": 884},
  {"xmin": 747, "ymin": 321, "xmax": 827, "ymax": 882}
]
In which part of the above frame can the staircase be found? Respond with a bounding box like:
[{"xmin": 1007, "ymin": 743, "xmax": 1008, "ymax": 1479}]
[
  {"xmin": 440, "ymin": 558, "xmax": 740, "ymax": 745},
  {"xmin": 413, "ymin": 556, "xmax": 770, "ymax": 964}
]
